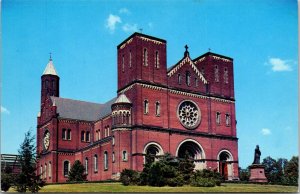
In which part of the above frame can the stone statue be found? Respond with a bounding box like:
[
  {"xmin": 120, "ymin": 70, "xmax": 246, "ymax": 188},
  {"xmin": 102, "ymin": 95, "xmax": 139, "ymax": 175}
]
[{"xmin": 253, "ymin": 145, "xmax": 261, "ymax": 164}]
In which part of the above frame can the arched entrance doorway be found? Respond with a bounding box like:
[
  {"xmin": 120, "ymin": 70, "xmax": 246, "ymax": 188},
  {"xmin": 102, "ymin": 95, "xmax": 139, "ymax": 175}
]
[
  {"xmin": 218, "ymin": 150, "xmax": 233, "ymax": 180},
  {"xmin": 176, "ymin": 139, "xmax": 206, "ymax": 170},
  {"xmin": 143, "ymin": 142, "xmax": 164, "ymax": 164}
]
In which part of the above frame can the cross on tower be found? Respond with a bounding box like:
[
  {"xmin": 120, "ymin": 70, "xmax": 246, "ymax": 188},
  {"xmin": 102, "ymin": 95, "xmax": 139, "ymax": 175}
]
[
  {"xmin": 49, "ymin": 52, "xmax": 52, "ymax": 61},
  {"xmin": 185, "ymin": 45, "xmax": 189, "ymax": 52},
  {"xmin": 208, "ymin": 48, "xmax": 211, "ymax": 52},
  {"xmin": 139, "ymin": 28, "xmax": 143, "ymax": 33}
]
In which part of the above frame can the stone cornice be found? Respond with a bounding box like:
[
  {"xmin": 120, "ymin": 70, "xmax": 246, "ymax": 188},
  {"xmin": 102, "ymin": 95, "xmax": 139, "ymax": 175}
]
[
  {"xmin": 131, "ymin": 124, "xmax": 238, "ymax": 141},
  {"xmin": 118, "ymin": 81, "xmax": 235, "ymax": 104}
]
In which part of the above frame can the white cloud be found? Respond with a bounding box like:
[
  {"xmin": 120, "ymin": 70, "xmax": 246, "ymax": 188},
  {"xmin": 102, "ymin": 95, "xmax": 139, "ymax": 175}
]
[
  {"xmin": 268, "ymin": 57, "xmax": 293, "ymax": 72},
  {"xmin": 122, "ymin": 23, "xmax": 138, "ymax": 33},
  {"xmin": 119, "ymin": 8, "xmax": 130, "ymax": 15},
  {"xmin": 105, "ymin": 14, "xmax": 122, "ymax": 32},
  {"xmin": 1, "ymin": 106, "xmax": 10, "ymax": 114},
  {"xmin": 261, "ymin": 128, "xmax": 271, "ymax": 135}
]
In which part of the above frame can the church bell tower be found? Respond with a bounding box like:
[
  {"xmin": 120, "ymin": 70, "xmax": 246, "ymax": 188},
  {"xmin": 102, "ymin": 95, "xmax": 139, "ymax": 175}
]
[{"xmin": 41, "ymin": 56, "xmax": 59, "ymax": 107}]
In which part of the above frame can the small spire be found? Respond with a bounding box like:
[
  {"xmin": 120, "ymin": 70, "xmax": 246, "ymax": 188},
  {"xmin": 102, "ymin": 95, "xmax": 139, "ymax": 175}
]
[
  {"xmin": 208, "ymin": 48, "xmax": 211, "ymax": 52},
  {"xmin": 139, "ymin": 28, "xmax": 143, "ymax": 33},
  {"xmin": 49, "ymin": 52, "xmax": 52, "ymax": 61},
  {"xmin": 184, "ymin": 44, "xmax": 189, "ymax": 57}
]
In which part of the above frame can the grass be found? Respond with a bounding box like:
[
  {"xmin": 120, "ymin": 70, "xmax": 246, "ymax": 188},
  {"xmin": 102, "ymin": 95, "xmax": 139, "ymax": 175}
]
[{"xmin": 8, "ymin": 182, "xmax": 298, "ymax": 192}]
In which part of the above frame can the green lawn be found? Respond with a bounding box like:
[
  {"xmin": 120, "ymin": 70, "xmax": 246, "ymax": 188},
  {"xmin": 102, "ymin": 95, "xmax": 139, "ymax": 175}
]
[{"xmin": 8, "ymin": 182, "xmax": 298, "ymax": 192}]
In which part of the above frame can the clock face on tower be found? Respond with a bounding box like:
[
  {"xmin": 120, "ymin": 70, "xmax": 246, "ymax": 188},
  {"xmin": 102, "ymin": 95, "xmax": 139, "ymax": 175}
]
[
  {"xmin": 177, "ymin": 100, "xmax": 201, "ymax": 129},
  {"xmin": 43, "ymin": 130, "xmax": 50, "ymax": 150}
]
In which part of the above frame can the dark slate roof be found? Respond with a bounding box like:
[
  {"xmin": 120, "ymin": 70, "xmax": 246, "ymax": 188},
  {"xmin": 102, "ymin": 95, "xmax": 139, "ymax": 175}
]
[{"xmin": 50, "ymin": 96, "xmax": 117, "ymax": 121}]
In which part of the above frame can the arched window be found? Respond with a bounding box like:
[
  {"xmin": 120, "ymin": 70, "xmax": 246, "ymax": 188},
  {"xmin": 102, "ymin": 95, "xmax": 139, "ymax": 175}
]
[
  {"xmin": 178, "ymin": 74, "xmax": 181, "ymax": 85},
  {"xmin": 122, "ymin": 151, "xmax": 128, "ymax": 161},
  {"xmin": 122, "ymin": 54, "xmax": 125, "ymax": 72},
  {"xmin": 67, "ymin": 129, "xmax": 71, "ymax": 140},
  {"xmin": 107, "ymin": 127, "xmax": 110, "ymax": 136},
  {"xmin": 216, "ymin": 112, "xmax": 221, "ymax": 125},
  {"xmin": 63, "ymin": 161, "xmax": 70, "ymax": 177},
  {"xmin": 225, "ymin": 113, "xmax": 231, "ymax": 126},
  {"xmin": 144, "ymin": 100, "xmax": 149, "ymax": 114},
  {"xmin": 224, "ymin": 67, "xmax": 228, "ymax": 84},
  {"xmin": 45, "ymin": 80, "xmax": 49, "ymax": 88},
  {"xmin": 48, "ymin": 162, "xmax": 51, "ymax": 178},
  {"xmin": 94, "ymin": 155, "xmax": 98, "ymax": 172},
  {"xmin": 104, "ymin": 151, "xmax": 108, "ymax": 170},
  {"xmin": 40, "ymin": 165, "xmax": 43, "ymax": 178},
  {"xmin": 112, "ymin": 137, "xmax": 115, "ymax": 145},
  {"xmin": 129, "ymin": 50, "xmax": 132, "ymax": 68},
  {"xmin": 143, "ymin": 48, "xmax": 148, "ymax": 66},
  {"xmin": 195, "ymin": 78, "xmax": 198, "ymax": 87},
  {"xmin": 155, "ymin": 101, "xmax": 160, "ymax": 116},
  {"xmin": 81, "ymin": 131, "xmax": 85, "ymax": 142},
  {"xmin": 62, "ymin": 128, "xmax": 66, "ymax": 140},
  {"xmin": 112, "ymin": 152, "xmax": 115, "ymax": 163},
  {"xmin": 155, "ymin": 51, "xmax": 159, "ymax": 68},
  {"xmin": 214, "ymin": 65, "xmax": 219, "ymax": 82},
  {"xmin": 86, "ymin": 131, "xmax": 90, "ymax": 142},
  {"xmin": 52, "ymin": 80, "xmax": 55, "ymax": 89},
  {"xmin": 98, "ymin": 129, "xmax": 101, "ymax": 140},
  {"xmin": 85, "ymin": 157, "xmax": 88, "ymax": 174},
  {"xmin": 44, "ymin": 164, "xmax": 47, "ymax": 179},
  {"xmin": 186, "ymin": 71, "xmax": 191, "ymax": 86}
]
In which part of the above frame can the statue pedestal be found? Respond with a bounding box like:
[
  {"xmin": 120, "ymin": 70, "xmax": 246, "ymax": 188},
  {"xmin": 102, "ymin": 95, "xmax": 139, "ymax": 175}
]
[{"xmin": 249, "ymin": 164, "xmax": 268, "ymax": 183}]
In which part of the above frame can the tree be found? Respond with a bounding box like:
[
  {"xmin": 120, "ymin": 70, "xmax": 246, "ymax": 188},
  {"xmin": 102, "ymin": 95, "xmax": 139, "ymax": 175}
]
[
  {"xmin": 67, "ymin": 160, "xmax": 87, "ymax": 182},
  {"xmin": 15, "ymin": 130, "xmax": 44, "ymax": 192},
  {"xmin": 178, "ymin": 151, "xmax": 195, "ymax": 184},
  {"xmin": 283, "ymin": 156, "xmax": 298, "ymax": 185},
  {"xmin": 1, "ymin": 166, "xmax": 14, "ymax": 192},
  {"xmin": 238, "ymin": 167, "xmax": 250, "ymax": 181}
]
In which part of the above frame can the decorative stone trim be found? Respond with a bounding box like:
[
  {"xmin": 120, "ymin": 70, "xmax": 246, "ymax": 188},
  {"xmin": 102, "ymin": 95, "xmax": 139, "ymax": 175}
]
[
  {"xmin": 167, "ymin": 56, "xmax": 207, "ymax": 84},
  {"xmin": 139, "ymin": 36, "xmax": 165, "ymax": 45},
  {"xmin": 210, "ymin": 97, "xmax": 233, "ymax": 103},
  {"xmin": 39, "ymin": 122, "xmax": 51, "ymax": 129},
  {"xmin": 169, "ymin": 89, "xmax": 208, "ymax": 99},
  {"xmin": 58, "ymin": 152, "xmax": 74, "ymax": 156},
  {"xmin": 112, "ymin": 128, "xmax": 131, "ymax": 131},
  {"xmin": 194, "ymin": 56, "xmax": 206, "ymax": 64},
  {"xmin": 141, "ymin": 83, "xmax": 165, "ymax": 91},
  {"xmin": 118, "ymin": 84, "xmax": 134, "ymax": 94},
  {"xmin": 112, "ymin": 110, "xmax": 130, "ymax": 115},
  {"xmin": 119, "ymin": 38, "xmax": 133, "ymax": 49},
  {"xmin": 212, "ymin": 55, "xmax": 232, "ymax": 62}
]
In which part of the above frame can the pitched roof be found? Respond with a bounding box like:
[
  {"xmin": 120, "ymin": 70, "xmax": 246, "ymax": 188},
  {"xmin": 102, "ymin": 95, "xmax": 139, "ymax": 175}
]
[
  {"xmin": 43, "ymin": 59, "xmax": 58, "ymax": 76},
  {"xmin": 167, "ymin": 56, "xmax": 208, "ymax": 84},
  {"xmin": 114, "ymin": 93, "xmax": 131, "ymax": 104},
  {"xmin": 50, "ymin": 96, "xmax": 116, "ymax": 121}
]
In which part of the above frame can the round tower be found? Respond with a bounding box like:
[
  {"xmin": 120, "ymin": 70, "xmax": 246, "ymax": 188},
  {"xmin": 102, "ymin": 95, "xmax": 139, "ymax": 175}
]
[{"xmin": 111, "ymin": 93, "xmax": 132, "ymax": 128}]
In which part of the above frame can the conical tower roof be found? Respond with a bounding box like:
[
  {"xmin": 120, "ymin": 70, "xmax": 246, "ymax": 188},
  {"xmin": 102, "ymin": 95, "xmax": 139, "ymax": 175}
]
[
  {"xmin": 114, "ymin": 93, "xmax": 131, "ymax": 104},
  {"xmin": 43, "ymin": 59, "xmax": 58, "ymax": 76}
]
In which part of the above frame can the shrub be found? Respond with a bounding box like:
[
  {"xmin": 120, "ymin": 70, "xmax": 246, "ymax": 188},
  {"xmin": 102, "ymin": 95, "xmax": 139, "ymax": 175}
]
[
  {"xmin": 120, "ymin": 169, "xmax": 139, "ymax": 186},
  {"xmin": 190, "ymin": 169, "xmax": 222, "ymax": 187},
  {"xmin": 191, "ymin": 177, "xmax": 216, "ymax": 187}
]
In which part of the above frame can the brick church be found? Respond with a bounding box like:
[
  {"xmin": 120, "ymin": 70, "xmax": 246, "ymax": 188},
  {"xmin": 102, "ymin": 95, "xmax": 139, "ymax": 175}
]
[{"xmin": 37, "ymin": 32, "xmax": 239, "ymax": 183}]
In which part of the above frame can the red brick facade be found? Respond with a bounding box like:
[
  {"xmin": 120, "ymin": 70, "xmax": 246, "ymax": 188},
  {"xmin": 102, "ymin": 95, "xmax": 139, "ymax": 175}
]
[{"xmin": 37, "ymin": 32, "xmax": 239, "ymax": 183}]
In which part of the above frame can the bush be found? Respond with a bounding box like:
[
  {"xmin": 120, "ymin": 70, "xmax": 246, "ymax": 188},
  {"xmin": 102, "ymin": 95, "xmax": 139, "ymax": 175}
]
[
  {"xmin": 191, "ymin": 177, "xmax": 216, "ymax": 187},
  {"xmin": 190, "ymin": 169, "xmax": 222, "ymax": 187},
  {"xmin": 120, "ymin": 169, "xmax": 139, "ymax": 186}
]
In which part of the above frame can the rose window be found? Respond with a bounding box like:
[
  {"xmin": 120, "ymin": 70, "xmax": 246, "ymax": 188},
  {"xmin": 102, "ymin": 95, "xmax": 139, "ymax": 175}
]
[{"xmin": 177, "ymin": 100, "xmax": 201, "ymax": 129}]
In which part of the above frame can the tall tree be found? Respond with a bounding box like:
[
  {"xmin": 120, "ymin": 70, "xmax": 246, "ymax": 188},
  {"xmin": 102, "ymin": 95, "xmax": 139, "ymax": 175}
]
[
  {"xmin": 284, "ymin": 156, "xmax": 298, "ymax": 185},
  {"xmin": 15, "ymin": 130, "xmax": 44, "ymax": 192},
  {"xmin": 67, "ymin": 160, "xmax": 87, "ymax": 182}
]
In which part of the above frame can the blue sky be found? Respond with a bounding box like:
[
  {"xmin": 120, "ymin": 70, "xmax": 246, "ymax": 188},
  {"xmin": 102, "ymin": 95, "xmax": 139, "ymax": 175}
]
[{"xmin": 2, "ymin": 0, "xmax": 298, "ymax": 168}]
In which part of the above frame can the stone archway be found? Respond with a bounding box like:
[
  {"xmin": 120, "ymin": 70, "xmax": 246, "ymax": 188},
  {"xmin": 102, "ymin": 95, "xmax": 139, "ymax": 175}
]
[
  {"xmin": 143, "ymin": 142, "xmax": 164, "ymax": 164},
  {"xmin": 217, "ymin": 150, "xmax": 233, "ymax": 180},
  {"xmin": 176, "ymin": 139, "xmax": 206, "ymax": 170}
]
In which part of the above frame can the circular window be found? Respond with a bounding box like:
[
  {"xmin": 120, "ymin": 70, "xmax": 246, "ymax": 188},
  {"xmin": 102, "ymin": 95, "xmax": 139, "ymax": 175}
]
[
  {"xmin": 43, "ymin": 130, "xmax": 50, "ymax": 150},
  {"xmin": 177, "ymin": 100, "xmax": 201, "ymax": 129}
]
